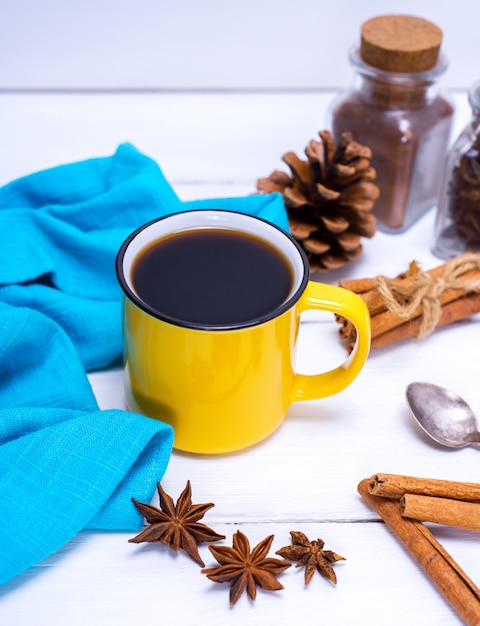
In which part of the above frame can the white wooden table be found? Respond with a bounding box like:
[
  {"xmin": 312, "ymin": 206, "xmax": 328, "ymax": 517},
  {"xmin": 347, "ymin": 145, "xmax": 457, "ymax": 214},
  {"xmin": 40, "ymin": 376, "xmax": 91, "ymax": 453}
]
[{"xmin": 0, "ymin": 90, "xmax": 479, "ymax": 625}]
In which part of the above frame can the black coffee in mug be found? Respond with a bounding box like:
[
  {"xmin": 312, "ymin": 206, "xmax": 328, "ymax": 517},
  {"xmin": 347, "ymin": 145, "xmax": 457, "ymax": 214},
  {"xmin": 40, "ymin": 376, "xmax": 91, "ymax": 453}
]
[{"xmin": 131, "ymin": 228, "xmax": 294, "ymax": 327}]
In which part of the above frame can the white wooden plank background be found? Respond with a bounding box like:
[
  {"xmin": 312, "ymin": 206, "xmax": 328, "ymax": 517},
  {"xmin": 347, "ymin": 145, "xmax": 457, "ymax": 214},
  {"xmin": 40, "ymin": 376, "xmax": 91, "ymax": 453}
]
[
  {"xmin": 0, "ymin": 0, "xmax": 478, "ymax": 90},
  {"xmin": 1, "ymin": 3, "xmax": 480, "ymax": 623}
]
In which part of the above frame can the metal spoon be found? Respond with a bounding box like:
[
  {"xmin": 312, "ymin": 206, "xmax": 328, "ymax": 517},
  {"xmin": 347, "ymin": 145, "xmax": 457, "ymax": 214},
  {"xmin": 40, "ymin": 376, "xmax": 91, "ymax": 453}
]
[{"xmin": 405, "ymin": 382, "xmax": 480, "ymax": 448}]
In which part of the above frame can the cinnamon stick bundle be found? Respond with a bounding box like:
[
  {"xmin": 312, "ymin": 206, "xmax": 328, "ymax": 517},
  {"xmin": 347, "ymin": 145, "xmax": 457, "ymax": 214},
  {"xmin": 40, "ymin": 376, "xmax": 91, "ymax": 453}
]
[
  {"xmin": 358, "ymin": 479, "xmax": 480, "ymax": 625},
  {"xmin": 337, "ymin": 253, "xmax": 480, "ymax": 352}
]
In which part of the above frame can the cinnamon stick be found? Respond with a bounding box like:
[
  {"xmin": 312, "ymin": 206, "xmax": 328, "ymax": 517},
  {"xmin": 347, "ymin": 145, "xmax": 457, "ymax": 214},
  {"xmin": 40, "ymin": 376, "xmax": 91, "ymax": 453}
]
[
  {"xmin": 369, "ymin": 473, "xmax": 480, "ymax": 502},
  {"xmin": 401, "ymin": 494, "xmax": 480, "ymax": 532},
  {"xmin": 358, "ymin": 479, "xmax": 480, "ymax": 625},
  {"xmin": 340, "ymin": 263, "xmax": 446, "ymax": 315},
  {"xmin": 344, "ymin": 291, "xmax": 480, "ymax": 352},
  {"xmin": 340, "ymin": 256, "xmax": 476, "ymax": 293},
  {"xmin": 338, "ymin": 277, "xmax": 378, "ymax": 294}
]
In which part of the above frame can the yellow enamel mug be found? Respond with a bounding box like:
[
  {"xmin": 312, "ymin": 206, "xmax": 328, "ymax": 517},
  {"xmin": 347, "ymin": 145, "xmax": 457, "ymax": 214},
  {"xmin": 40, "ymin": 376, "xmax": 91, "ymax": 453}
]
[{"xmin": 116, "ymin": 210, "xmax": 370, "ymax": 454}]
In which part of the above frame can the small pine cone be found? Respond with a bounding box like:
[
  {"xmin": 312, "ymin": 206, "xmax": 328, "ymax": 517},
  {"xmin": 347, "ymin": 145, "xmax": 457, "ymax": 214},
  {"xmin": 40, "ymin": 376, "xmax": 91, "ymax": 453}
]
[{"xmin": 257, "ymin": 130, "xmax": 379, "ymax": 272}]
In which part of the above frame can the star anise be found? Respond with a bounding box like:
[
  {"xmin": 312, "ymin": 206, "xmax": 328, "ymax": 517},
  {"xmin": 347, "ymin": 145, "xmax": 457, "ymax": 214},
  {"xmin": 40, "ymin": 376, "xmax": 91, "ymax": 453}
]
[
  {"xmin": 276, "ymin": 531, "xmax": 345, "ymax": 585},
  {"xmin": 128, "ymin": 480, "xmax": 225, "ymax": 567},
  {"xmin": 201, "ymin": 530, "xmax": 291, "ymax": 605}
]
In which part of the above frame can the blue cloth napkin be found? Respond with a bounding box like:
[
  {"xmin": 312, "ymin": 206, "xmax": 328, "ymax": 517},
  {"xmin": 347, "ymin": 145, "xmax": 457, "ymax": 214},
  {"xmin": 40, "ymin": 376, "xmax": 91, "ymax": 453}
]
[{"xmin": 0, "ymin": 143, "xmax": 288, "ymax": 585}]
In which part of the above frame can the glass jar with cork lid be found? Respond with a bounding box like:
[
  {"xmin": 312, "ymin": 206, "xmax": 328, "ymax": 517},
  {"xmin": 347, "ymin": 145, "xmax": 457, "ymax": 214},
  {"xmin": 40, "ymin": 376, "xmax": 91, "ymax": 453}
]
[
  {"xmin": 432, "ymin": 80, "xmax": 480, "ymax": 259},
  {"xmin": 330, "ymin": 15, "xmax": 454, "ymax": 233}
]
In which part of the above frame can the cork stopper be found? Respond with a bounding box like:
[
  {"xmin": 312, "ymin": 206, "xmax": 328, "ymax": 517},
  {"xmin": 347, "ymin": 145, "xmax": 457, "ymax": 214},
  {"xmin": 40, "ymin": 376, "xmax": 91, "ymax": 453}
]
[{"xmin": 360, "ymin": 15, "xmax": 443, "ymax": 73}]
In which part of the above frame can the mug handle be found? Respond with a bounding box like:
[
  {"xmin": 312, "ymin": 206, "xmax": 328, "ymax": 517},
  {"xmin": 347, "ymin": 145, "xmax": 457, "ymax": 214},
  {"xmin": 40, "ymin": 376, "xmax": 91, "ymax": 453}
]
[{"xmin": 291, "ymin": 281, "xmax": 371, "ymax": 402}]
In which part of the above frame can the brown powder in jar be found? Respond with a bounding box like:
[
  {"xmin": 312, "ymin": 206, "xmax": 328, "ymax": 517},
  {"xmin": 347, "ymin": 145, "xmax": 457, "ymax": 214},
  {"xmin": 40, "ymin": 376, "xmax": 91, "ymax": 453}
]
[{"xmin": 332, "ymin": 87, "xmax": 453, "ymax": 231}]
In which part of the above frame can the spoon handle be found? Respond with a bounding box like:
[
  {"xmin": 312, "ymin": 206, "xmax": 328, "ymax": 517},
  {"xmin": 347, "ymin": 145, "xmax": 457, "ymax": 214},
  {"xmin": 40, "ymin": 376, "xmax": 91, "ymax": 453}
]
[{"xmin": 470, "ymin": 432, "xmax": 480, "ymax": 445}]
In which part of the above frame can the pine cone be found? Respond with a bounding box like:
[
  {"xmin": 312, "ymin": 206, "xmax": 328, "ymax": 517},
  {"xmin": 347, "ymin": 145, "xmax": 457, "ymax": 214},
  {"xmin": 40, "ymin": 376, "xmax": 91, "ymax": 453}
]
[{"xmin": 257, "ymin": 130, "xmax": 379, "ymax": 272}]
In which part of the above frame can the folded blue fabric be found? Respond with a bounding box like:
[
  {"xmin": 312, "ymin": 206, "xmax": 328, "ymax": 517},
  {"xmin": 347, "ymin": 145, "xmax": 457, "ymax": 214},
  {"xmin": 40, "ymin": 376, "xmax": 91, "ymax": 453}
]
[{"xmin": 0, "ymin": 143, "xmax": 288, "ymax": 585}]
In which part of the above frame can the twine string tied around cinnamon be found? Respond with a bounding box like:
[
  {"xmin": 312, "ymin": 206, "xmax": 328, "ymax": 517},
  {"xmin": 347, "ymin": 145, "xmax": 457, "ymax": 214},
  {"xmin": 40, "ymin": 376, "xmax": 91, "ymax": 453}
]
[{"xmin": 374, "ymin": 252, "xmax": 480, "ymax": 338}]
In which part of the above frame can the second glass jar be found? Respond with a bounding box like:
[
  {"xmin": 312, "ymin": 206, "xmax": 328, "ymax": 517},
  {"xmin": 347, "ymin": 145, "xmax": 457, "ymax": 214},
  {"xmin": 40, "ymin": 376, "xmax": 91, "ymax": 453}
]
[{"xmin": 432, "ymin": 80, "xmax": 480, "ymax": 258}]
